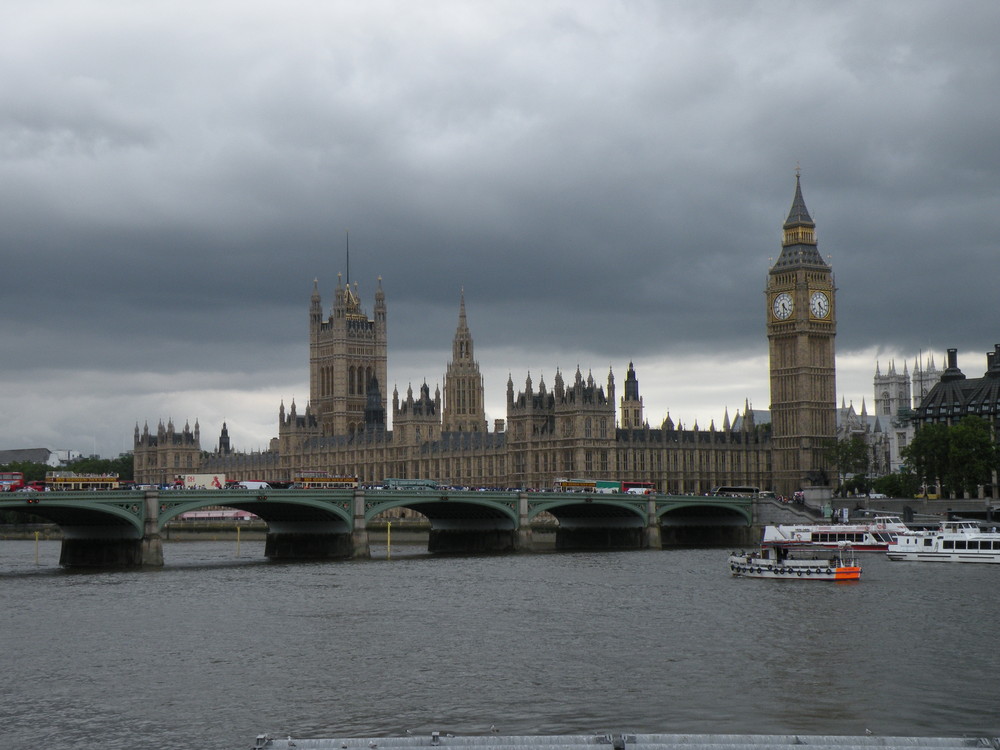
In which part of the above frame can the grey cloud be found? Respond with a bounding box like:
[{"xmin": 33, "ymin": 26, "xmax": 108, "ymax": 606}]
[{"xmin": 2, "ymin": 0, "xmax": 999, "ymax": 457}]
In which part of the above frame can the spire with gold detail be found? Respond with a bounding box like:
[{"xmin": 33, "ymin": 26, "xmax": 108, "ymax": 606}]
[{"xmin": 774, "ymin": 170, "xmax": 826, "ymax": 268}]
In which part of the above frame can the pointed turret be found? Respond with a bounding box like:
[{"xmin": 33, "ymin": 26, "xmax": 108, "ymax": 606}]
[
  {"xmin": 620, "ymin": 361, "xmax": 644, "ymax": 430},
  {"xmin": 310, "ymin": 278, "xmax": 322, "ymax": 330},
  {"xmin": 442, "ymin": 290, "xmax": 487, "ymax": 432},
  {"xmin": 363, "ymin": 376, "xmax": 387, "ymax": 433},
  {"xmin": 374, "ymin": 276, "xmax": 386, "ymax": 330},
  {"xmin": 218, "ymin": 422, "xmax": 231, "ymax": 454}
]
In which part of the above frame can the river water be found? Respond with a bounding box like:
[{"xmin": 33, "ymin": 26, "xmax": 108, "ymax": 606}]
[{"xmin": 2, "ymin": 539, "xmax": 998, "ymax": 749}]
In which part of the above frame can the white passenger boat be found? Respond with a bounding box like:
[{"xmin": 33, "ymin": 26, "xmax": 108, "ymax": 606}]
[
  {"xmin": 886, "ymin": 520, "xmax": 1000, "ymax": 563},
  {"xmin": 761, "ymin": 515, "xmax": 909, "ymax": 551},
  {"xmin": 728, "ymin": 538, "xmax": 861, "ymax": 581}
]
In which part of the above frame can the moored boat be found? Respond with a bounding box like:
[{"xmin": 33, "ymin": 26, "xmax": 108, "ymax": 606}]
[
  {"xmin": 761, "ymin": 515, "xmax": 908, "ymax": 551},
  {"xmin": 728, "ymin": 538, "xmax": 861, "ymax": 581},
  {"xmin": 886, "ymin": 520, "xmax": 1000, "ymax": 563}
]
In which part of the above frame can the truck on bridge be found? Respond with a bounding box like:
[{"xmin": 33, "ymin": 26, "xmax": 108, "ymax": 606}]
[{"xmin": 178, "ymin": 473, "xmax": 226, "ymax": 489}]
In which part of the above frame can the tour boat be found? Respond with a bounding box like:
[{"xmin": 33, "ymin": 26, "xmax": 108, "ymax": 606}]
[
  {"xmin": 760, "ymin": 515, "xmax": 909, "ymax": 551},
  {"xmin": 886, "ymin": 520, "xmax": 1000, "ymax": 564},
  {"xmin": 728, "ymin": 539, "xmax": 861, "ymax": 581}
]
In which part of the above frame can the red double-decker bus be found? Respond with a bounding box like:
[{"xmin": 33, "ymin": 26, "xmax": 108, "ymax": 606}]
[{"xmin": 0, "ymin": 471, "xmax": 25, "ymax": 492}]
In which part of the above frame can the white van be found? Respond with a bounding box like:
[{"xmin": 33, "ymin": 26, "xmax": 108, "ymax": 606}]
[{"xmin": 237, "ymin": 481, "xmax": 271, "ymax": 490}]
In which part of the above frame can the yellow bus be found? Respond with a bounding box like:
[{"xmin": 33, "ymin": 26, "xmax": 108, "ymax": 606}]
[
  {"xmin": 291, "ymin": 473, "xmax": 359, "ymax": 490},
  {"xmin": 45, "ymin": 472, "xmax": 121, "ymax": 491}
]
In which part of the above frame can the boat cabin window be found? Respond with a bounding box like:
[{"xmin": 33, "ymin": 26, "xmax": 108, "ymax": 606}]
[{"xmin": 816, "ymin": 532, "xmax": 866, "ymax": 543}]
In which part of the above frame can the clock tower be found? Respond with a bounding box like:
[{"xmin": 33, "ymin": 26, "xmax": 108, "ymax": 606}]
[{"xmin": 766, "ymin": 173, "xmax": 837, "ymax": 497}]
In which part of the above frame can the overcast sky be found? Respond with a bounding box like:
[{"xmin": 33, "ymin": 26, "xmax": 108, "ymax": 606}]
[{"xmin": 2, "ymin": 0, "xmax": 999, "ymax": 459}]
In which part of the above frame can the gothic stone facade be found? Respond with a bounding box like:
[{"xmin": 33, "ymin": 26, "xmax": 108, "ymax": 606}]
[
  {"xmin": 137, "ymin": 182, "xmax": 854, "ymax": 493},
  {"xmin": 134, "ymin": 282, "xmax": 774, "ymax": 493}
]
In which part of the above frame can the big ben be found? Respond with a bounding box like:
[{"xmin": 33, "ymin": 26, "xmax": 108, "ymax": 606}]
[{"xmin": 766, "ymin": 172, "xmax": 837, "ymax": 497}]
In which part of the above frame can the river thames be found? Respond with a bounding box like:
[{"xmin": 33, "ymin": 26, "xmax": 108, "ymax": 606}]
[{"xmin": 2, "ymin": 539, "xmax": 998, "ymax": 749}]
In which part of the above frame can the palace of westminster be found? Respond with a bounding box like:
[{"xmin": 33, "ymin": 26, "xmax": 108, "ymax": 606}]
[{"xmin": 134, "ymin": 177, "xmax": 992, "ymax": 497}]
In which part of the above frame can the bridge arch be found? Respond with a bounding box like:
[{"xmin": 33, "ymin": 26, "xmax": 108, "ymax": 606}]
[
  {"xmin": 0, "ymin": 493, "xmax": 145, "ymax": 536},
  {"xmin": 154, "ymin": 491, "xmax": 353, "ymax": 530},
  {"xmin": 655, "ymin": 497, "xmax": 753, "ymax": 547},
  {"xmin": 525, "ymin": 497, "xmax": 648, "ymax": 524},
  {"xmin": 526, "ymin": 496, "xmax": 649, "ymax": 550},
  {"xmin": 656, "ymin": 499, "xmax": 753, "ymax": 526},
  {"xmin": 364, "ymin": 493, "xmax": 518, "ymax": 526},
  {"xmin": 365, "ymin": 491, "xmax": 519, "ymax": 553}
]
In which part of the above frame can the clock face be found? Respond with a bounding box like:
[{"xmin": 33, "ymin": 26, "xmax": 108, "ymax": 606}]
[
  {"xmin": 810, "ymin": 291, "xmax": 830, "ymax": 319},
  {"xmin": 772, "ymin": 292, "xmax": 793, "ymax": 320}
]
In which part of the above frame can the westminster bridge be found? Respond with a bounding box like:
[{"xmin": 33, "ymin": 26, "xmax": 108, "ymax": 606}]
[{"xmin": 0, "ymin": 488, "xmax": 775, "ymax": 568}]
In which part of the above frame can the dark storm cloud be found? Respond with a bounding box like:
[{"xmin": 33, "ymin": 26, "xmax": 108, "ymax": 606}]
[{"xmin": 2, "ymin": 0, "xmax": 999, "ymax": 456}]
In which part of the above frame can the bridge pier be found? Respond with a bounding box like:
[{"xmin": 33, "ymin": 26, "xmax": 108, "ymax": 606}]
[
  {"xmin": 555, "ymin": 526, "xmax": 644, "ymax": 550},
  {"xmin": 515, "ymin": 494, "xmax": 534, "ymax": 552},
  {"xmin": 60, "ymin": 536, "xmax": 144, "ymax": 567},
  {"xmin": 645, "ymin": 498, "xmax": 662, "ymax": 550},
  {"xmin": 56, "ymin": 492, "xmax": 163, "ymax": 568},
  {"xmin": 426, "ymin": 517, "xmax": 517, "ymax": 554},
  {"xmin": 142, "ymin": 492, "xmax": 163, "ymax": 567},
  {"xmin": 265, "ymin": 531, "xmax": 354, "ymax": 559},
  {"xmin": 352, "ymin": 491, "xmax": 370, "ymax": 559},
  {"xmin": 428, "ymin": 527, "xmax": 516, "ymax": 553}
]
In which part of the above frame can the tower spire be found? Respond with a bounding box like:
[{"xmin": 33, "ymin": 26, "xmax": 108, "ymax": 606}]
[
  {"xmin": 784, "ymin": 171, "xmax": 814, "ymax": 231},
  {"xmin": 774, "ymin": 170, "xmax": 826, "ymax": 267},
  {"xmin": 442, "ymin": 290, "xmax": 486, "ymax": 433}
]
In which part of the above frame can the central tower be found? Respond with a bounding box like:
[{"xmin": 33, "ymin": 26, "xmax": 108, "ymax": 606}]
[
  {"xmin": 441, "ymin": 291, "xmax": 487, "ymax": 433},
  {"xmin": 766, "ymin": 173, "xmax": 837, "ymax": 496},
  {"xmin": 309, "ymin": 274, "xmax": 387, "ymax": 436}
]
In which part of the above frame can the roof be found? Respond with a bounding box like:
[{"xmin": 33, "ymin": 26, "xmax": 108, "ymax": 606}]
[
  {"xmin": 772, "ymin": 174, "xmax": 828, "ymax": 270},
  {"xmin": 0, "ymin": 448, "xmax": 54, "ymax": 465},
  {"xmin": 915, "ymin": 345, "xmax": 1000, "ymax": 422},
  {"xmin": 783, "ymin": 173, "xmax": 814, "ymax": 228}
]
